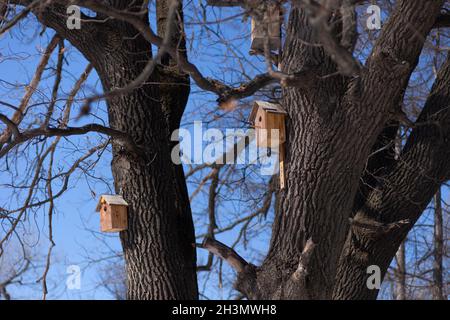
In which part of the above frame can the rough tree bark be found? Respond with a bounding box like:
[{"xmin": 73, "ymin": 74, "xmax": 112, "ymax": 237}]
[
  {"xmin": 30, "ymin": 0, "xmax": 198, "ymax": 299},
  {"xmin": 102, "ymin": 2, "xmax": 197, "ymax": 300},
  {"xmin": 231, "ymin": 0, "xmax": 450, "ymax": 300},
  {"xmin": 334, "ymin": 40, "xmax": 450, "ymax": 300}
]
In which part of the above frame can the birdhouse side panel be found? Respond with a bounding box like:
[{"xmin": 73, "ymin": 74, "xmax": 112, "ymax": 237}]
[
  {"xmin": 256, "ymin": 113, "xmax": 285, "ymax": 148},
  {"xmin": 109, "ymin": 204, "xmax": 128, "ymax": 232},
  {"xmin": 267, "ymin": 113, "xmax": 286, "ymax": 144},
  {"xmin": 256, "ymin": 129, "xmax": 283, "ymax": 148}
]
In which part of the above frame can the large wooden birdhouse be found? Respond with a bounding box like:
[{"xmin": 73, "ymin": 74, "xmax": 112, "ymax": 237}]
[
  {"xmin": 95, "ymin": 195, "xmax": 128, "ymax": 233},
  {"xmin": 250, "ymin": 4, "xmax": 281, "ymax": 53},
  {"xmin": 249, "ymin": 101, "xmax": 287, "ymax": 148},
  {"xmin": 249, "ymin": 101, "xmax": 287, "ymax": 190}
]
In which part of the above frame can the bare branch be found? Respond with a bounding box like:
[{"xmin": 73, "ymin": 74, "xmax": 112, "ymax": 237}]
[
  {"xmin": 0, "ymin": 122, "xmax": 145, "ymax": 159},
  {"xmin": 0, "ymin": 114, "xmax": 20, "ymax": 139},
  {"xmin": 201, "ymin": 236, "xmax": 249, "ymax": 273},
  {"xmin": 66, "ymin": 0, "xmax": 276, "ymax": 104},
  {"xmin": 0, "ymin": 0, "xmax": 38, "ymax": 36},
  {"xmin": 291, "ymin": 238, "xmax": 316, "ymax": 282},
  {"xmin": 293, "ymin": 0, "xmax": 361, "ymax": 76},
  {"xmin": 0, "ymin": 34, "xmax": 60, "ymax": 148},
  {"xmin": 349, "ymin": 217, "xmax": 411, "ymax": 237}
]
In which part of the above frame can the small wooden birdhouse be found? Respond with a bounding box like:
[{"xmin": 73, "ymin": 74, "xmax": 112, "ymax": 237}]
[
  {"xmin": 95, "ymin": 195, "xmax": 128, "ymax": 233},
  {"xmin": 249, "ymin": 101, "xmax": 287, "ymax": 190},
  {"xmin": 249, "ymin": 101, "xmax": 287, "ymax": 148},
  {"xmin": 251, "ymin": 4, "xmax": 281, "ymax": 53}
]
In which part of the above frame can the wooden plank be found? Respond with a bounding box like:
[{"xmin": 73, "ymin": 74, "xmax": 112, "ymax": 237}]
[
  {"xmin": 279, "ymin": 143, "xmax": 285, "ymax": 190},
  {"xmin": 111, "ymin": 205, "xmax": 128, "ymax": 232}
]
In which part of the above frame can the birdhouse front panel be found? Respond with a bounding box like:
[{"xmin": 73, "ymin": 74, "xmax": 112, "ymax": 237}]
[
  {"xmin": 254, "ymin": 107, "xmax": 267, "ymax": 128},
  {"xmin": 255, "ymin": 125, "xmax": 285, "ymax": 148},
  {"xmin": 100, "ymin": 203, "xmax": 112, "ymax": 232},
  {"xmin": 251, "ymin": 5, "xmax": 281, "ymax": 52}
]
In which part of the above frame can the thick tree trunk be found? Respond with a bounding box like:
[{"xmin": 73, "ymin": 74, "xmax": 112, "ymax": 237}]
[
  {"xmin": 35, "ymin": 2, "xmax": 198, "ymax": 299},
  {"xmin": 234, "ymin": 1, "xmax": 446, "ymax": 300},
  {"xmin": 333, "ymin": 50, "xmax": 450, "ymax": 300},
  {"xmin": 102, "ymin": 18, "xmax": 197, "ymax": 301},
  {"xmin": 236, "ymin": 7, "xmax": 382, "ymax": 300},
  {"xmin": 105, "ymin": 58, "xmax": 197, "ymax": 300},
  {"xmin": 256, "ymin": 10, "xmax": 359, "ymax": 299}
]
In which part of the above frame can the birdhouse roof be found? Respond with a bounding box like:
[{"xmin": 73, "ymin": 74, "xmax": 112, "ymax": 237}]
[
  {"xmin": 248, "ymin": 101, "xmax": 287, "ymax": 123},
  {"xmin": 95, "ymin": 195, "xmax": 129, "ymax": 212}
]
